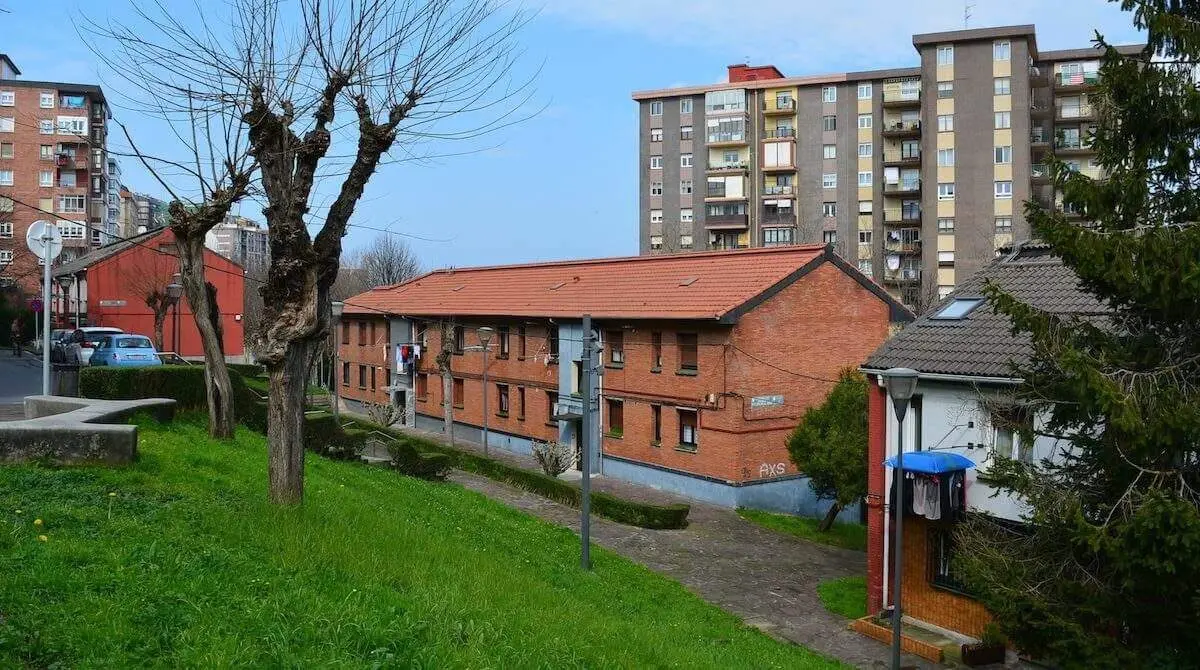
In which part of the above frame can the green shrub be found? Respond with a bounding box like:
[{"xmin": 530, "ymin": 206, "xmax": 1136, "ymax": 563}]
[
  {"xmin": 80, "ymin": 365, "xmax": 249, "ymax": 411},
  {"xmin": 301, "ymin": 412, "xmax": 365, "ymax": 461},
  {"xmin": 384, "ymin": 436, "xmax": 452, "ymax": 480},
  {"xmin": 227, "ymin": 363, "xmax": 265, "ymax": 379}
]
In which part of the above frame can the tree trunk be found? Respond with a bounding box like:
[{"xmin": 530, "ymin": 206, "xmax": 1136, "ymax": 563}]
[
  {"xmin": 818, "ymin": 502, "xmax": 843, "ymax": 532},
  {"xmin": 152, "ymin": 309, "xmax": 166, "ymax": 352},
  {"xmin": 177, "ymin": 233, "xmax": 236, "ymax": 439},
  {"xmin": 266, "ymin": 339, "xmax": 316, "ymax": 504},
  {"xmin": 436, "ymin": 322, "xmax": 455, "ymax": 445}
]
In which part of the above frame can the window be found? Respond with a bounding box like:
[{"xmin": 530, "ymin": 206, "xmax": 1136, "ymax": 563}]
[
  {"xmin": 680, "ymin": 179, "xmax": 693, "ymax": 195},
  {"xmin": 937, "ymin": 217, "xmax": 955, "ymax": 233},
  {"xmin": 341, "ymin": 321, "xmax": 350, "ymax": 344},
  {"xmin": 937, "ymin": 82, "xmax": 953, "ymax": 98},
  {"xmin": 680, "ymin": 153, "xmax": 693, "ymax": 168},
  {"xmin": 40, "ymin": 145, "xmax": 52, "ymax": 160},
  {"xmin": 497, "ymin": 384, "xmax": 509, "ymax": 416},
  {"xmin": 607, "ymin": 330, "xmax": 624, "ymax": 365},
  {"xmin": 994, "ymin": 111, "xmax": 1011, "ymax": 129},
  {"xmin": 680, "ymin": 208, "xmax": 693, "ymax": 223},
  {"xmin": 932, "ymin": 297, "xmax": 981, "ymax": 320},
  {"xmin": 823, "ymin": 230, "xmax": 838, "ymax": 245},
  {"xmin": 607, "ymin": 399, "xmax": 624, "ymax": 437},
  {"xmin": 370, "ymin": 367, "xmax": 377, "ymax": 391},
  {"xmin": 37, "ymin": 119, "xmax": 52, "ymax": 134},
  {"xmin": 650, "ymin": 128, "xmax": 662, "ymax": 143},
  {"xmin": 858, "ymin": 200, "xmax": 873, "ymax": 214},
  {"xmin": 705, "ymin": 89, "xmax": 746, "ymax": 113},
  {"xmin": 857, "ymin": 114, "xmax": 872, "ymax": 129},
  {"xmin": 992, "ymin": 407, "xmax": 1032, "ymax": 463},
  {"xmin": 498, "ymin": 326, "xmax": 510, "ymax": 358},
  {"xmin": 680, "ymin": 234, "xmax": 693, "ymax": 249},
  {"xmin": 677, "ymin": 333, "xmax": 698, "ymax": 372},
  {"xmin": 859, "ymin": 230, "xmax": 872, "ymax": 245},
  {"xmin": 58, "ymin": 171, "xmax": 75, "ymax": 188},
  {"xmin": 822, "ymin": 173, "xmax": 837, "ymax": 188},
  {"xmin": 0, "ymin": 250, "xmax": 10, "ymax": 265},
  {"xmin": 822, "ymin": 86, "xmax": 837, "ymax": 103},
  {"xmin": 650, "ymin": 156, "xmax": 662, "ymax": 169},
  {"xmin": 994, "ymin": 180, "xmax": 1013, "ymax": 199},
  {"xmin": 415, "ymin": 373, "xmax": 428, "ymax": 399},
  {"xmin": 938, "ymin": 182, "xmax": 955, "ymax": 200},
  {"xmin": 938, "ymin": 250, "xmax": 955, "ymax": 266},
  {"xmin": 763, "ymin": 228, "xmax": 794, "ymax": 247},
  {"xmin": 453, "ymin": 378, "xmax": 465, "ymax": 408},
  {"xmin": 342, "ymin": 362, "xmax": 350, "ymax": 385},
  {"xmin": 40, "ymin": 92, "xmax": 54, "ymax": 108},
  {"xmin": 0, "ymin": 170, "xmax": 11, "ymax": 186},
  {"xmin": 39, "ymin": 170, "xmax": 53, "ymax": 187},
  {"xmin": 937, "ymin": 114, "xmax": 953, "ymax": 132},
  {"xmin": 548, "ymin": 325, "xmax": 559, "ymax": 361},
  {"xmin": 650, "ymin": 181, "xmax": 662, "ymax": 196},
  {"xmin": 650, "ymin": 209, "xmax": 663, "ymax": 224},
  {"xmin": 936, "ymin": 44, "xmax": 954, "ymax": 65},
  {"xmin": 651, "ymin": 405, "xmax": 662, "ymax": 444},
  {"xmin": 994, "ymin": 145, "xmax": 1012, "ymax": 164},
  {"xmin": 0, "ymin": 117, "xmax": 13, "ymax": 133},
  {"xmin": 993, "ymin": 77, "xmax": 1011, "ymax": 95},
  {"xmin": 822, "ymin": 202, "xmax": 837, "ymax": 217},
  {"xmin": 993, "ymin": 40, "xmax": 1011, "ymax": 61},
  {"xmin": 58, "ymin": 196, "xmax": 85, "ymax": 213},
  {"xmin": 358, "ymin": 364, "xmax": 368, "ymax": 388},
  {"xmin": 678, "ymin": 409, "xmax": 698, "ymax": 449},
  {"xmin": 0, "ymin": 221, "xmax": 10, "ymax": 239},
  {"xmin": 937, "ymin": 148, "xmax": 955, "ymax": 167},
  {"xmin": 0, "ymin": 91, "xmax": 11, "ymax": 106},
  {"xmin": 858, "ymin": 171, "xmax": 873, "ymax": 187},
  {"xmin": 650, "ymin": 100, "xmax": 663, "ymax": 116},
  {"xmin": 0, "ymin": 142, "xmax": 11, "ymax": 158},
  {"xmin": 680, "ymin": 98, "xmax": 692, "ymax": 114},
  {"xmin": 680, "ymin": 125, "xmax": 693, "ymax": 140},
  {"xmin": 517, "ymin": 386, "xmax": 526, "ymax": 419},
  {"xmin": 57, "ymin": 221, "xmax": 85, "ymax": 240},
  {"xmin": 546, "ymin": 391, "xmax": 558, "ymax": 424},
  {"xmin": 823, "ymin": 144, "xmax": 836, "ymax": 159},
  {"xmin": 57, "ymin": 116, "xmax": 86, "ymax": 135},
  {"xmin": 995, "ymin": 217, "xmax": 1013, "ymax": 233},
  {"xmin": 369, "ymin": 321, "xmax": 376, "ymax": 345},
  {"xmin": 644, "ymin": 331, "xmax": 661, "ymax": 370},
  {"xmin": 518, "ymin": 326, "xmax": 526, "ymax": 358},
  {"xmin": 649, "ymin": 235, "xmax": 663, "ymax": 250},
  {"xmin": 858, "ymin": 82, "xmax": 872, "ymax": 100},
  {"xmin": 929, "ymin": 527, "xmax": 966, "ymax": 592},
  {"xmin": 453, "ymin": 325, "xmax": 464, "ymax": 354},
  {"xmin": 822, "ymin": 115, "xmax": 836, "ymax": 131}
]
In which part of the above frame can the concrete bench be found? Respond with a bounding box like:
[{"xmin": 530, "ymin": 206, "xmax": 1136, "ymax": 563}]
[{"xmin": 0, "ymin": 396, "xmax": 177, "ymax": 466}]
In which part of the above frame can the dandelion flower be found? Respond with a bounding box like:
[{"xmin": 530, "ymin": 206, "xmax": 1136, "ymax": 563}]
[
  {"xmin": 14, "ymin": 510, "xmax": 21, "ymax": 514},
  {"xmin": 33, "ymin": 518, "xmax": 43, "ymax": 527},
  {"xmin": 108, "ymin": 492, "xmax": 117, "ymax": 498},
  {"xmin": 37, "ymin": 535, "xmax": 48, "ymax": 542}
]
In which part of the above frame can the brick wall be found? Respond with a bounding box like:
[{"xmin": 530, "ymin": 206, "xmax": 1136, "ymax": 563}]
[
  {"xmin": 339, "ymin": 314, "xmax": 391, "ymax": 406},
  {"xmin": 867, "ymin": 376, "xmax": 887, "ymax": 615},
  {"xmin": 900, "ymin": 515, "xmax": 992, "ymax": 639}
]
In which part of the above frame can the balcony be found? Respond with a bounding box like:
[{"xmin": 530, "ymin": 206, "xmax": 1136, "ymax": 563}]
[
  {"xmin": 1030, "ymin": 92, "xmax": 1053, "ymax": 118},
  {"xmin": 1055, "ymin": 71, "xmax": 1100, "ymax": 90},
  {"xmin": 761, "ymin": 184, "xmax": 794, "ymax": 196},
  {"xmin": 880, "ymin": 119, "xmax": 921, "ymax": 138},
  {"xmin": 1056, "ymin": 102, "xmax": 1095, "ymax": 121},
  {"xmin": 1055, "ymin": 137, "xmax": 1094, "ymax": 154},
  {"xmin": 54, "ymin": 153, "xmax": 86, "ymax": 169},
  {"xmin": 1030, "ymin": 129, "xmax": 1049, "ymax": 147},
  {"xmin": 761, "ymin": 211, "xmax": 796, "ymax": 227},
  {"xmin": 883, "ymin": 268, "xmax": 921, "ymax": 284},
  {"xmin": 707, "ymin": 161, "xmax": 748, "ymax": 175},
  {"xmin": 884, "ymin": 179, "xmax": 922, "ymax": 196},
  {"xmin": 705, "ymin": 186, "xmax": 747, "ymax": 201},
  {"xmin": 762, "ymin": 98, "xmax": 796, "ymax": 115},
  {"xmin": 705, "ymin": 213, "xmax": 749, "ymax": 229},
  {"xmin": 884, "ymin": 236, "xmax": 922, "ymax": 254},
  {"xmin": 883, "ymin": 207, "xmax": 922, "ymax": 224},
  {"xmin": 883, "ymin": 150, "xmax": 920, "ymax": 167},
  {"xmin": 762, "ymin": 127, "xmax": 796, "ymax": 140},
  {"xmin": 761, "ymin": 162, "xmax": 796, "ymax": 173},
  {"xmin": 1029, "ymin": 65, "xmax": 1048, "ymax": 86},
  {"xmin": 882, "ymin": 89, "xmax": 921, "ymax": 108},
  {"xmin": 1032, "ymin": 163, "xmax": 1050, "ymax": 182},
  {"xmin": 707, "ymin": 132, "xmax": 748, "ymax": 147}
]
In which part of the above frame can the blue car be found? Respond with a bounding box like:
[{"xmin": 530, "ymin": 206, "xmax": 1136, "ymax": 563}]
[{"xmin": 90, "ymin": 334, "xmax": 163, "ymax": 368}]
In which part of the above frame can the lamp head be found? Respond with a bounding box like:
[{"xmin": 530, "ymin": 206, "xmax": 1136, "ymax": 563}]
[
  {"xmin": 165, "ymin": 282, "xmax": 183, "ymax": 301},
  {"xmin": 476, "ymin": 326, "xmax": 494, "ymax": 346},
  {"xmin": 882, "ymin": 367, "xmax": 919, "ymax": 420},
  {"xmin": 56, "ymin": 275, "xmax": 73, "ymax": 291}
]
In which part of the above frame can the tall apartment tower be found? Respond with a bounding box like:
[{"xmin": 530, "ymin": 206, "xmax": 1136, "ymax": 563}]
[
  {"xmin": 633, "ymin": 25, "xmax": 1140, "ymax": 307},
  {"xmin": 0, "ymin": 53, "xmax": 111, "ymax": 291}
]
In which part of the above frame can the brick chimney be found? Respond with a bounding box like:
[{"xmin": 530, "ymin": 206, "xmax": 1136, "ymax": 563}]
[{"xmin": 727, "ymin": 63, "xmax": 785, "ymax": 83}]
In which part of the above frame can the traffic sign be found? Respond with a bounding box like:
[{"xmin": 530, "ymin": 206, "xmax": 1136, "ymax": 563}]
[
  {"xmin": 26, "ymin": 220, "xmax": 63, "ymax": 262},
  {"xmin": 30, "ymin": 298, "xmax": 42, "ymax": 313}
]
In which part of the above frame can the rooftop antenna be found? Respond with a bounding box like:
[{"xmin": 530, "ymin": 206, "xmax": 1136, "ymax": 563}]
[{"xmin": 964, "ymin": 2, "xmax": 974, "ymax": 28}]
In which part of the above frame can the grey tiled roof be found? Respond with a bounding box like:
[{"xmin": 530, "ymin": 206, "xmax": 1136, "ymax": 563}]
[{"xmin": 862, "ymin": 243, "xmax": 1105, "ymax": 378}]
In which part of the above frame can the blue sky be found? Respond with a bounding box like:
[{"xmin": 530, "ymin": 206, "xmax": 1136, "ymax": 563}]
[{"xmin": 1, "ymin": 0, "xmax": 1143, "ymax": 271}]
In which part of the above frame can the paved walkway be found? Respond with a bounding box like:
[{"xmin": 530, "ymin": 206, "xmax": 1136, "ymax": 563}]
[{"xmin": 388, "ymin": 422, "xmax": 934, "ymax": 669}]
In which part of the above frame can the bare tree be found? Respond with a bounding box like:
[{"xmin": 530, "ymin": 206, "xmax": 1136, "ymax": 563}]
[
  {"xmin": 121, "ymin": 248, "xmax": 180, "ymax": 351},
  {"xmin": 345, "ymin": 234, "xmax": 422, "ymax": 287},
  {"xmin": 435, "ymin": 320, "xmax": 456, "ymax": 445}
]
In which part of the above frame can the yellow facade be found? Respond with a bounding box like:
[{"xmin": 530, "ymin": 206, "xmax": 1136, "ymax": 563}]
[
  {"xmin": 936, "ymin": 98, "xmax": 954, "ymax": 116},
  {"xmin": 994, "ymin": 198, "xmax": 1013, "ymax": 216},
  {"xmin": 993, "ymin": 95, "xmax": 1012, "ymax": 112},
  {"xmin": 937, "ymin": 200, "xmax": 955, "ymax": 218},
  {"xmin": 936, "ymin": 166, "xmax": 955, "ymax": 183},
  {"xmin": 994, "ymin": 163, "xmax": 1013, "ymax": 181},
  {"xmin": 937, "ymin": 131, "xmax": 955, "ymax": 149},
  {"xmin": 937, "ymin": 268, "xmax": 956, "ymax": 285},
  {"xmin": 992, "ymin": 58, "xmax": 1012, "ymax": 78},
  {"xmin": 936, "ymin": 64, "xmax": 954, "ymax": 82},
  {"xmin": 937, "ymin": 234, "xmax": 955, "ymax": 252}
]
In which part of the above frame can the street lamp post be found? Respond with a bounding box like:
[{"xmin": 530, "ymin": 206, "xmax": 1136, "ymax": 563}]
[
  {"xmin": 882, "ymin": 367, "xmax": 919, "ymax": 670},
  {"xmin": 331, "ymin": 301, "xmax": 344, "ymax": 420},
  {"xmin": 476, "ymin": 326, "xmax": 494, "ymax": 456},
  {"xmin": 165, "ymin": 276, "xmax": 184, "ymax": 355},
  {"xmin": 56, "ymin": 275, "xmax": 74, "ymax": 329}
]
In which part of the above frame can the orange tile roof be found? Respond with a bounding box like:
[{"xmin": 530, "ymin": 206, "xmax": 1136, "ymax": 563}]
[{"xmin": 342, "ymin": 245, "xmax": 910, "ymax": 323}]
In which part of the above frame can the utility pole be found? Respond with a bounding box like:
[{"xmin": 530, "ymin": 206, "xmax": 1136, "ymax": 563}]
[{"xmin": 580, "ymin": 314, "xmax": 593, "ymax": 570}]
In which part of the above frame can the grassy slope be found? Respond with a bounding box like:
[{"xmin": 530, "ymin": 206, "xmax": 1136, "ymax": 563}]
[
  {"xmin": 737, "ymin": 509, "xmax": 867, "ymax": 552},
  {"xmin": 817, "ymin": 576, "xmax": 868, "ymax": 620},
  {"xmin": 0, "ymin": 417, "xmax": 843, "ymax": 669}
]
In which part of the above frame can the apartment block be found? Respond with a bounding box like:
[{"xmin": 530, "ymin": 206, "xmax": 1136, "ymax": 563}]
[
  {"xmin": 632, "ymin": 26, "xmax": 1141, "ymax": 307},
  {"xmin": 0, "ymin": 53, "xmax": 112, "ymax": 291},
  {"xmin": 205, "ymin": 214, "xmax": 269, "ymax": 273},
  {"xmin": 341, "ymin": 246, "xmax": 912, "ymax": 514}
]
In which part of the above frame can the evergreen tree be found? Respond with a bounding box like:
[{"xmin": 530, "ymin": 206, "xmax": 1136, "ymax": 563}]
[
  {"xmin": 956, "ymin": 3, "xmax": 1200, "ymax": 668},
  {"xmin": 786, "ymin": 370, "xmax": 867, "ymax": 531}
]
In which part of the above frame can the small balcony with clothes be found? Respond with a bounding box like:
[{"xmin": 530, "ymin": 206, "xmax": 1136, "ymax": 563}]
[
  {"xmin": 883, "ymin": 204, "xmax": 921, "ymax": 225},
  {"xmin": 880, "ymin": 118, "xmax": 921, "ymax": 138},
  {"xmin": 1030, "ymin": 127, "xmax": 1050, "ymax": 148},
  {"xmin": 882, "ymin": 87, "xmax": 921, "ymax": 108},
  {"xmin": 1054, "ymin": 69, "xmax": 1100, "ymax": 92},
  {"xmin": 882, "ymin": 267, "xmax": 921, "ymax": 285},
  {"xmin": 761, "ymin": 183, "xmax": 794, "ymax": 197},
  {"xmin": 1030, "ymin": 90, "xmax": 1053, "ymax": 118},
  {"xmin": 1031, "ymin": 163, "xmax": 1051, "ymax": 183},
  {"xmin": 883, "ymin": 146, "xmax": 921, "ymax": 168},
  {"xmin": 762, "ymin": 97, "xmax": 797, "ymax": 116},
  {"xmin": 706, "ymin": 160, "xmax": 749, "ymax": 175},
  {"xmin": 884, "ymin": 177, "xmax": 921, "ymax": 197},
  {"xmin": 884, "ymin": 228, "xmax": 922, "ymax": 255}
]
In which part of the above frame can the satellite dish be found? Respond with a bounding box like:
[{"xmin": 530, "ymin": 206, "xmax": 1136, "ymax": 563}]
[{"xmin": 26, "ymin": 220, "xmax": 63, "ymax": 262}]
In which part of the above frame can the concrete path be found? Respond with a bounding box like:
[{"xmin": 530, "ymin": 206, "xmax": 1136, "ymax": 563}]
[
  {"xmin": 0, "ymin": 349, "xmax": 42, "ymax": 406},
  {"xmin": 389, "ymin": 422, "xmax": 933, "ymax": 669}
]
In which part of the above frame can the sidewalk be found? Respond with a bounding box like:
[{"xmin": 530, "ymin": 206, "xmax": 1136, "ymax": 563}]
[{"xmin": 385, "ymin": 420, "xmax": 934, "ymax": 669}]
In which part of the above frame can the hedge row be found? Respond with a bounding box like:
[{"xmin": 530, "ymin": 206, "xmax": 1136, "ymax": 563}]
[
  {"xmin": 80, "ymin": 365, "xmax": 251, "ymax": 411},
  {"xmin": 346, "ymin": 418, "xmax": 690, "ymax": 530}
]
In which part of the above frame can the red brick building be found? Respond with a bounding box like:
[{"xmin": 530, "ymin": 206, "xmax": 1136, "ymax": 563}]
[
  {"xmin": 337, "ymin": 315, "xmax": 392, "ymax": 406},
  {"xmin": 343, "ymin": 245, "xmax": 911, "ymax": 513}
]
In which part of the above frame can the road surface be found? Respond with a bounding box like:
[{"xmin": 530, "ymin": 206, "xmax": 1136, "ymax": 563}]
[{"xmin": 0, "ymin": 349, "xmax": 44, "ymax": 418}]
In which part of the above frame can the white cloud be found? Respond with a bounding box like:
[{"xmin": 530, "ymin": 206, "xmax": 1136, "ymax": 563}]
[{"xmin": 542, "ymin": 0, "xmax": 1143, "ymax": 75}]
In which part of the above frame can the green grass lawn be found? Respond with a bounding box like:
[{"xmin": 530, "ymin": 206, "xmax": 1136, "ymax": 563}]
[
  {"xmin": 817, "ymin": 576, "xmax": 868, "ymax": 620},
  {"xmin": 737, "ymin": 509, "xmax": 867, "ymax": 552},
  {"xmin": 0, "ymin": 416, "xmax": 844, "ymax": 668}
]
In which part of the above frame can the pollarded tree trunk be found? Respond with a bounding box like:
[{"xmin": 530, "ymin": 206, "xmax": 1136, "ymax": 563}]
[
  {"xmin": 436, "ymin": 322, "xmax": 455, "ymax": 445},
  {"xmin": 151, "ymin": 305, "xmax": 167, "ymax": 352},
  {"xmin": 266, "ymin": 338, "xmax": 317, "ymax": 504},
  {"xmin": 176, "ymin": 232, "xmax": 236, "ymax": 438}
]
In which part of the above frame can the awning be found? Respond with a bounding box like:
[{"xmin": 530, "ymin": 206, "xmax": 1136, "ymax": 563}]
[
  {"xmin": 551, "ymin": 409, "xmax": 582, "ymax": 422},
  {"xmin": 885, "ymin": 451, "xmax": 975, "ymax": 474}
]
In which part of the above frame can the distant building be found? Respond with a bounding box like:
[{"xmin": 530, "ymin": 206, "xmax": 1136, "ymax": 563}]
[
  {"xmin": 205, "ymin": 214, "xmax": 268, "ymax": 272},
  {"xmin": 132, "ymin": 192, "xmax": 169, "ymax": 234},
  {"xmin": 117, "ymin": 186, "xmax": 138, "ymax": 239}
]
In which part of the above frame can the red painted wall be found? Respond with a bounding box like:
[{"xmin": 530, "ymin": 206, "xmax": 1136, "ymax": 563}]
[{"xmin": 77, "ymin": 228, "xmax": 244, "ymax": 357}]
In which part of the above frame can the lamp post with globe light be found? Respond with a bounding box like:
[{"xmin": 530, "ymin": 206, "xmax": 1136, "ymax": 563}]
[
  {"xmin": 165, "ymin": 275, "xmax": 184, "ymax": 355},
  {"xmin": 56, "ymin": 274, "xmax": 75, "ymax": 329},
  {"xmin": 331, "ymin": 301, "xmax": 344, "ymax": 420},
  {"xmin": 476, "ymin": 326, "xmax": 494, "ymax": 455},
  {"xmin": 881, "ymin": 367, "xmax": 919, "ymax": 670}
]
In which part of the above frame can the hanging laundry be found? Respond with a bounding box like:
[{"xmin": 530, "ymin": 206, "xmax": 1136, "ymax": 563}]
[{"xmin": 925, "ymin": 474, "xmax": 941, "ymax": 521}]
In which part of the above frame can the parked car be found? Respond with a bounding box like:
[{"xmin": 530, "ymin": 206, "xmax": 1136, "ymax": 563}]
[
  {"xmin": 89, "ymin": 334, "xmax": 162, "ymax": 368},
  {"xmin": 75, "ymin": 327, "xmax": 124, "ymax": 366}
]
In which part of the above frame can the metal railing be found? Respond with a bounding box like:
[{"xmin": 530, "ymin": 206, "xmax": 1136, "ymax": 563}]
[
  {"xmin": 884, "ymin": 179, "xmax": 921, "ymax": 193},
  {"xmin": 883, "ymin": 268, "xmax": 922, "ymax": 282},
  {"xmin": 1057, "ymin": 103, "xmax": 1095, "ymax": 119},
  {"xmin": 707, "ymin": 131, "xmax": 746, "ymax": 144},
  {"xmin": 1055, "ymin": 137, "xmax": 1090, "ymax": 151},
  {"xmin": 763, "ymin": 128, "xmax": 795, "ymax": 139},
  {"xmin": 761, "ymin": 212, "xmax": 795, "ymax": 226},
  {"xmin": 1030, "ymin": 129, "xmax": 1048, "ymax": 144},
  {"xmin": 763, "ymin": 98, "xmax": 796, "ymax": 113},
  {"xmin": 883, "ymin": 207, "xmax": 922, "ymax": 222},
  {"xmin": 762, "ymin": 184, "xmax": 793, "ymax": 195},
  {"xmin": 882, "ymin": 89, "xmax": 921, "ymax": 103},
  {"xmin": 1055, "ymin": 71, "xmax": 1100, "ymax": 87},
  {"xmin": 1032, "ymin": 164, "xmax": 1049, "ymax": 178},
  {"xmin": 881, "ymin": 119, "xmax": 921, "ymax": 133},
  {"xmin": 883, "ymin": 150, "xmax": 920, "ymax": 163},
  {"xmin": 707, "ymin": 161, "xmax": 748, "ymax": 172},
  {"xmin": 705, "ymin": 213, "xmax": 748, "ymax": 227},
  {"xmin": 884, "ymin": 238, "xmax": 922, "ymax": 253}
]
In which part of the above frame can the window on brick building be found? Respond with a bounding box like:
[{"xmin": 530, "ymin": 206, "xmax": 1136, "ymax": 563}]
[
  {"xmin": 607, "ymin": 399, "xmax": 623, "ymax": 437},
  {"xmin": 548, "ymin": 325, "xmax": 559, "ymax": 361},
  {"xmin": 341, "ymin": 321, "xmax": 350, "ymax": 345},
  {"xmin": 369, "ymin": 321, "xmax": 375, "ymax": 344},
  {"xmin": 342, "ymin": 362, "xmax": 350, "ymax": 386},
  {"xmin": 415, "ymin": 373, "xmax": 428, "ymax": 400},
  {"xmin": 650, "ymin": 332, "xmax": 662, "ymax": 370},
  {"xmin": 929, "ymin": 527, "xmax": 967, "ymax": 592},
  {"xmin": 370, "ymin": 367, "xmax": 376, "ymax": 391},
  {"xmin": 518, "ymin": 326, "xmax": 527, "ymax": 359},
  {"xmin": 546, "ymin": 391, "xmax": 558, "ymax": 424},
  {"xmin": 497, "ymin": 326, "xmax": 510, "ymax": 358},
  {"xmin": 453, "ymin": 325, "xmax": 464, "ymax": 354},
  {"xmin": 415, "ymin": 322, "xmax": 427, "ymax": 347},
  {"xmin": 678, "ymin": 409, "xmax": 698, "ymax": 449},
  {"xmin": 517, "ymin": 386, "xmax": 526, "ymax": 420},
  {"xmin": 453, "ymin": 378, "xmax": 465, "ymax": 408},
  {"xmin": 358, "ymin": 364, "xmax": 367, "ymax": 388},
  {"xmin": 651, "ymin": 404, "xmax": 662, "ymax": 444},
  {"xmin": 607, "ymin": 330, "xmax": 624, "ymax": 366},
  {"xmin": 677, "ymin": 333, "xmax": 698, "ymax": 372},
  {"xmin": 497, "ymin": 384, "xmax": 509, "ymax": 416},
  {"xmin": 358, "ymin": 321, "xmax": 367, "ymax": 345}
]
